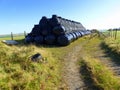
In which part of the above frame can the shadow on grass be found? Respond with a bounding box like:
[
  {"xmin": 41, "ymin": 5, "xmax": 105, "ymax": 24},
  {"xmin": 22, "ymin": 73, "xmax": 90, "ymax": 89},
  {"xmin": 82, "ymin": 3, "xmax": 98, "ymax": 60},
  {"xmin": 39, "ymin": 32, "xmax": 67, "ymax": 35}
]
[
  {"xmin": 79, "ymin": 61, "xmax": 103, "ymax": 90},
  {"xmin": 100, "ymin": 42, "xmax": 120, "ymax": 65}
]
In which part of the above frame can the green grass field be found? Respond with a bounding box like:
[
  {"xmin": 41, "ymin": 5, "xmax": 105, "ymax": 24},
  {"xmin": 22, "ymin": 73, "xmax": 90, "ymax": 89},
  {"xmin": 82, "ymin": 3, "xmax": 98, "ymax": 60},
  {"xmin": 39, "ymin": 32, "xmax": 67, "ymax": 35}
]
[
  {"xmin": 1, "ymin": 32, "xmax": 120, "ymax": 90},
  {"xmin": 0, "ymin": 34, "xmax": 25, "ymax": 41}
]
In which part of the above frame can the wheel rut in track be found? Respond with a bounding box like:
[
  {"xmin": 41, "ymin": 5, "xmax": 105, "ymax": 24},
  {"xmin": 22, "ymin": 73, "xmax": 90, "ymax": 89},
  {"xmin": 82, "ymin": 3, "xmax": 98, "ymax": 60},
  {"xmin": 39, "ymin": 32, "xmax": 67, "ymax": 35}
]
[
  {"xmin": 90, "ymin": 41, "xmax": 120, "ymax": 77},
  {"xmin": 97, "ymin": 43, "xmax": 120, "ymax": 76}
]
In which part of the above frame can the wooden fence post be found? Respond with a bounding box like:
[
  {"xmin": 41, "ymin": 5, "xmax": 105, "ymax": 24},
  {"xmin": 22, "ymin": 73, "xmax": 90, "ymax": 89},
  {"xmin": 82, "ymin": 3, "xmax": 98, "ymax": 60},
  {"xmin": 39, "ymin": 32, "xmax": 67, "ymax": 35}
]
[
  {"xmin": 11, "ymin": 32, "xmax": 13, "ymax": 40},
  {"xmin": 109, "ymin": 30, "xmax": 111, "ymax": 37},
  {"xmin": 24, "ymin": 31, "xmax": 26, "ymax": 37},
  {"xmin": 110, "ymin": 30, "xmax": 112, "ymax": 38},
  {"xmin": 109, "ymin": 30, "xmax": 110, "ymax": 37},
  {"xmin": 111, "ymin": 30, "xmax": 114, "ymax": 38},
  {"xmin": 115, "ymin": 29, "xmax": 117, "ymax": 40}
]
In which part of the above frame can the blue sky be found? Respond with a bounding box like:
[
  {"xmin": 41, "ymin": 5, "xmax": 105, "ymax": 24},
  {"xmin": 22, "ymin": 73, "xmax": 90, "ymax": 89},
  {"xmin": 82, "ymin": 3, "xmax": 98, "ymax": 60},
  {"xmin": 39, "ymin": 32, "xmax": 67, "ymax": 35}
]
[{"xmin": 0, "ymin": 0, "xmax": 120, "ymax": 34}]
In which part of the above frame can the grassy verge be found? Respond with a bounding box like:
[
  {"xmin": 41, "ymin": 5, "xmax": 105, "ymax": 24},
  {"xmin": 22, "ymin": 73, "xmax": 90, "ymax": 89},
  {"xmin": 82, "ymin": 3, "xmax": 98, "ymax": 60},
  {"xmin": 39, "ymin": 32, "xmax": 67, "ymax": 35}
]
[
  {"xmin": 103, "ymin": 30, "xmax": 120, "ymax": 53},
  {"xmin": 0, "ymin": 35, "xmax": 88, "ymax": 90},
  {"xmin": 0, "ymin": 42, "xmax": 62, "ymax": 90},
  {"xmin": 104, "ymin": 37, "xmax": 120, "ymax": 54},
  {"xmin": 79, "ymin": 35, "xmax": 120, "ymax": 90},
  {"xmin": 101, "ymin": 31, "xmax": 120, "ymax": 64}
]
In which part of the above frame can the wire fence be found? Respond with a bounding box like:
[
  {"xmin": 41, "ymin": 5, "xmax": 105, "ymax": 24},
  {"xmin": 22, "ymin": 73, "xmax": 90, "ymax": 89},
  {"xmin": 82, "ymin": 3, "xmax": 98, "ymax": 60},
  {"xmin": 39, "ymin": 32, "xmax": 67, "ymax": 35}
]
[
  {"xmin": 0, "ymin": 31, "xmax": 27, "ymax": 41},
  {"xmin": 102, "ymin": 29, "xmax": 120, "ymax": 40},
  {"xmin": 108, "ymin": 29, "xmax": 118, "ymax": 40}
]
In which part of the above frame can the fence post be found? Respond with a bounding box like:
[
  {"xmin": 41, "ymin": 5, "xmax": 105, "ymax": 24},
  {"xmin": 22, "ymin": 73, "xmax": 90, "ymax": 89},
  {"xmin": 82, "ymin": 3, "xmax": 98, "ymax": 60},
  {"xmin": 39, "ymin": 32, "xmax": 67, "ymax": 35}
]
[
  {"xmin": 110, "ymin": 30, "xmax": 112, "ymax": 37},
  {"xmin": 115, "ymin": 29, "xmax": 117, "ymax": 40},
  {"xmin": 109, "ymin": 30, "xmax": 111, "ymax": 37},
  {"xmin": 24, "ymin": 31, "xmax": 26, "ymax": 37},
  {"xmin": 109, "ymin": 30, "xmax": 110, "ymax": 37},
  {"xmin": 11, "ymin": 32, "xmax": 13, "ymax": 40},
  {"xmin": 112, "ymin": 30, "xmax": 114, "ymax": 38}
]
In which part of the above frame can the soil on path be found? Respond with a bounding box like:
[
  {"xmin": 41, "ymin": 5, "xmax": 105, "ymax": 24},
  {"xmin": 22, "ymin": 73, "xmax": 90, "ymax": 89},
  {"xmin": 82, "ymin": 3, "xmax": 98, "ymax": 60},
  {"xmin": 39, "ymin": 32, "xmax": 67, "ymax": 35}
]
[{"xmin": 62, "ymin": 41, "xmax": 91, "ymax": 90}]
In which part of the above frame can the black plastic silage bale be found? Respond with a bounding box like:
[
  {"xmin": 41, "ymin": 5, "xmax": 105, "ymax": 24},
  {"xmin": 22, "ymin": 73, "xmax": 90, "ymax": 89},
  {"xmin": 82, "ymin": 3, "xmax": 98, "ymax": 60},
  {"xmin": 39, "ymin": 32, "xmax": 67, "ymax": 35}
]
[
  {"xmin": 75, "ymin": 31, "xmax": 81, "ymax": 38},
  {"xmin": 39, "ymin": 16, "xmax": 52, "ymax": 36},
  {"xmin": 41, "ymin": 24, "xmax": 52, "ymax": 36},
  {"xmin": 61, "ymin": 18, "xmax": 70, "ymax": 31},
  {"xmin": 34, "ymin": 35, "xmax": 44, "ymax": 44},
  {"xmin": 49, "ymin": 15, "xmax": 60, "ymax": 27},
  {"xmin": 80, "ymin": 31, "xmax": 86, "ymax": 36},
  {"xmin": 52, "ymin": 15, "xmax": 87, "ymax": 45},
  {"xmin": 52, "ymin": 24, "xmax": 66, "ymax": 35},
  {"xmin": 44, "ymin": 34, "xmax": 56, "ymax": 45},
  {"xmin": 57, "ymin": 33, "xmax": 74, "ymax": 46},
  {"xmin": 65, "ymin": 19, "xmax": 71, "ymax": 31},
  {"xmin": 51, "ymin": 15, "xmax": 87, "ymax": 35},
  {"xmin": 53, "ymin": 19, "xmax": 71, "ymax": 35},
  {"xmin": 39, "ymin": 16, "xmax": 48, "ymax": 27},
  {"xmin": 71, "ymin": 21, "xmax": 76, "ymax": 31},
  {"xmin": 31, "ymin": 25, "xmax": 41, "ymax": 35},
  {"xmin": 50, "ymin": 15, "xmax": 66, "ymax": 35},
  {"xmin": 25, "ymin": 34, "xmax": 34, "ymax": 43},
  {"xmin": 78, "ymin": 31, "xmax": 82, "ymax": 37},
  {"xmin": 70, "ymin": 33, "xmax": 77, "ymax": 41}
]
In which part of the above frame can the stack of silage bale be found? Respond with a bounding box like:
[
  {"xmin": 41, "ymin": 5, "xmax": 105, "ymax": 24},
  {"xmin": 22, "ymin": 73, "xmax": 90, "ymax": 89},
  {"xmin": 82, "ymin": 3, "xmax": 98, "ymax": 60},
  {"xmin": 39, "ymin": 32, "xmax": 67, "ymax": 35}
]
[{"xmin": 25, "ymin": 15, "xmax": 91, "ymax": 46}]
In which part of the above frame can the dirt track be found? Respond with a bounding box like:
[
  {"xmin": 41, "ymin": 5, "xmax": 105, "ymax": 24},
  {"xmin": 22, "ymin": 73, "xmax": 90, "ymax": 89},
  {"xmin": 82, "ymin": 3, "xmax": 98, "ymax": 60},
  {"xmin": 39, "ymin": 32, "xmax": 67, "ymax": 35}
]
[
  {"xmin": 62, "ymin": 36, "xmax": 120, "ymax": 90},
  {"xmin": 63, "ymin": 45, "xmax": 85, "ymax": 90}
]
